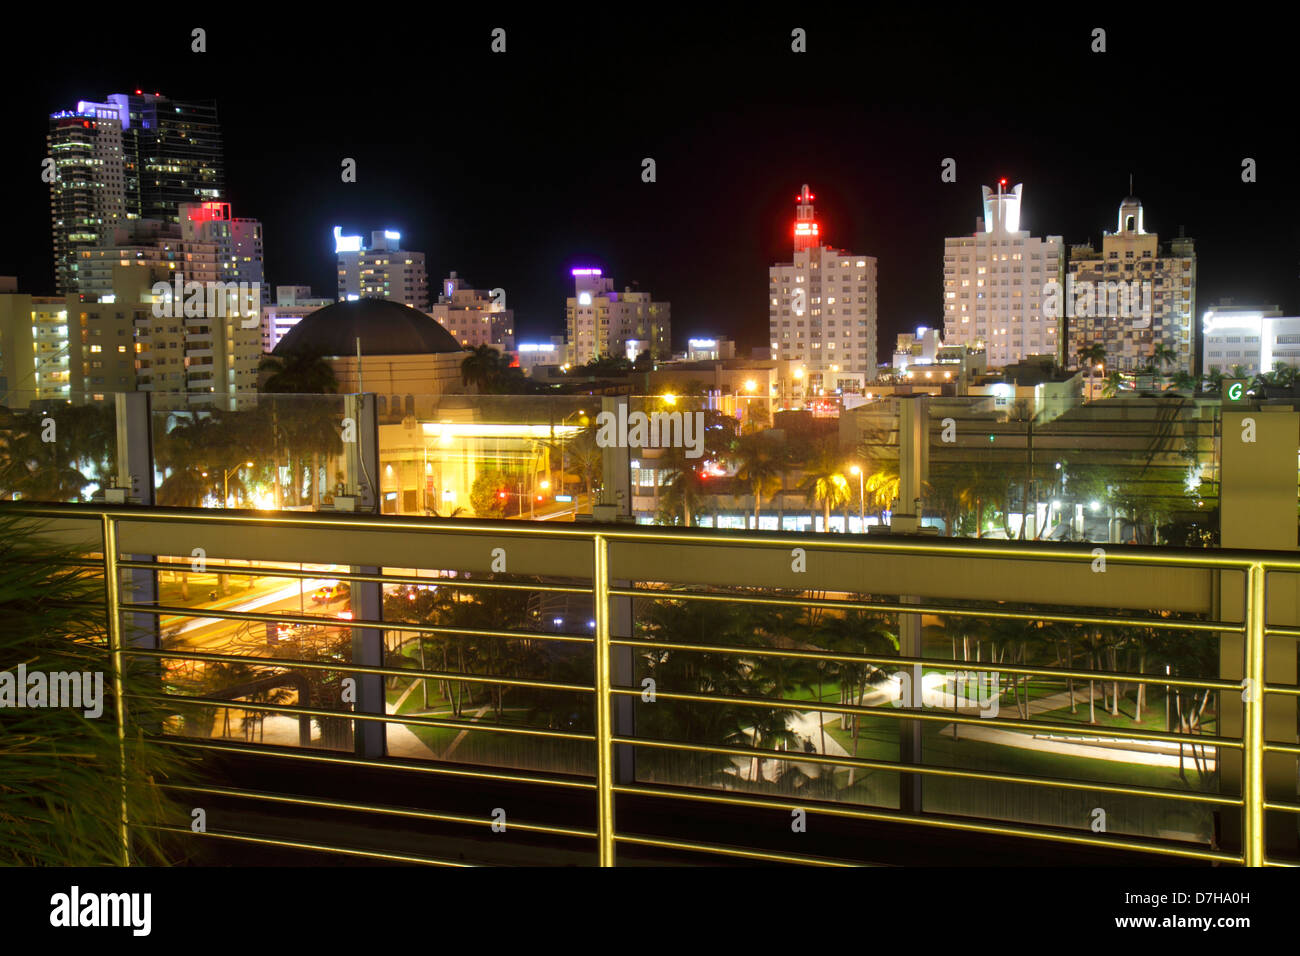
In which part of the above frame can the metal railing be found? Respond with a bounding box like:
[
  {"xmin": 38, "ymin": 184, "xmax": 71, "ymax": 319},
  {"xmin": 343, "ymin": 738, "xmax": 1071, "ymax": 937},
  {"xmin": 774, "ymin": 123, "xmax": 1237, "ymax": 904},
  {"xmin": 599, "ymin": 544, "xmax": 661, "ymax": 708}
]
[{"xmin": 7, "ymin": 503, "xmax": 1299, "ymax": 866}]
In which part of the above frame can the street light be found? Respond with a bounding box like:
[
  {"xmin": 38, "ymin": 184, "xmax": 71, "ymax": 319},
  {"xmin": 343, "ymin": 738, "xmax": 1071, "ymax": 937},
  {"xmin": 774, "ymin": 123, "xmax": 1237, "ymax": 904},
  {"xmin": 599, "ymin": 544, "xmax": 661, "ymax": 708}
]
[{"xmin": 223, "ymin": 461, "xmax": 254, "ymax": 507}]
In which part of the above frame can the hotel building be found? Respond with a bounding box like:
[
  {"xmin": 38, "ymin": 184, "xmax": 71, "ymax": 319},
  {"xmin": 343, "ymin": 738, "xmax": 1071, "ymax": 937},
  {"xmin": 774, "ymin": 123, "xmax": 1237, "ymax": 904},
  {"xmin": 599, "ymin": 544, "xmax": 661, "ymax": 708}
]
[
  {"xmin": 769, "ymin": 184, "xmax": 878, "ymax": 397},
  {"xmin": 1067, "ymin": 194, "xmax": 1196, "ymax": 374},
  {"xmin": 942, "ymin": 181, "xmax": 1063, "ymax": 368}
]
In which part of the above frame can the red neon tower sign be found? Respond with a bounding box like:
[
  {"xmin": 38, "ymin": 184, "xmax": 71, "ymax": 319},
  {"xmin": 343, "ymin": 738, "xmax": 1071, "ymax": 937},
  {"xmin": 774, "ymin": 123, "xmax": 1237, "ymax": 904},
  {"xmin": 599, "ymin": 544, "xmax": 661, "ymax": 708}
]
[{"xmin": 793, "ymin": 183, "xmax": 820, "ymax": 252}]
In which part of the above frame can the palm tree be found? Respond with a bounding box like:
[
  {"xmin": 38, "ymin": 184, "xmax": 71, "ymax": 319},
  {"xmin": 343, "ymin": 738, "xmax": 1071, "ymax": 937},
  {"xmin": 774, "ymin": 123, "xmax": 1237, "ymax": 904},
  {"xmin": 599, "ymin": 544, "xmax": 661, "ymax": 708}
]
[
  {"xmin": 863, "ymin": 464, "xmax": 900, "ymax": 522},
  {"xmin": 1076, "ymin": 343, "xmax": 1106, "ymax": 399},
  {"xmin": 732, "ymin": 434, "xmax": 783, "ymax": 527},
  {"xmin": 955, "ymin": 459, "xmax": 1005, "ymax": 538},
  {"xmin": 1076, "ymin": 342, "xmax": 1106, "ymax": 369},
  {"xmin": 0, "ymin": 514, "xmax": 182, "ymax": 864},
  {"xmin": 1169, "ymin": 370, "xmax": 1197, "ymax": 392},
  {"xmin": 659, "ymin": 446, "xmax": 708, "ymax": 526},
  {"xmin": 1101, "ymin": 370, "xmax": 1125, "ymax": 398},
  {"xmin": 1202, "ymin": 367, "xmax": 1225, "ymax": 394},
  {"xmin": 460, "ymin": 345, "xmax": 504, "ymax": 392},
  {"xmin": 259, "ymin": 347, "xmax": 338, "ymax": 394},
  {"xmin": 800, "ymin": 440, "xmax": 850, "ymax": 531},
  {"xmin": 1150, "ymin": 343, "xmax": 1177, "ymax": 373}
]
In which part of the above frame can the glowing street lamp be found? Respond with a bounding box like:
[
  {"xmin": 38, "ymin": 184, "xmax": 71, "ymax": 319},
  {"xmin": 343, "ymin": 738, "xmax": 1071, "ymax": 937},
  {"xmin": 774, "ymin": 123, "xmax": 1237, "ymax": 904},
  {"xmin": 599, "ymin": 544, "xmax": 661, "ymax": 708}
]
[{"xmin": 220, "ymin": 461, "xmax": 254, "ymax": 507}]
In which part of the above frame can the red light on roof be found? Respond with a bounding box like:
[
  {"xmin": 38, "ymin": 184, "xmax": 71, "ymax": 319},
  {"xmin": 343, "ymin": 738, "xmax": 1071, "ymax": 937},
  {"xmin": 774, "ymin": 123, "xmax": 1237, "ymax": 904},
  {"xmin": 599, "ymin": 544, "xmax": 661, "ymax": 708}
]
[
  {"xmin": 999, "ymin": 178, "xmax": 1007, "ymax": 186},
  {"xmin": 135, "ymin": 89, "xmax": 142, "ymax": 94}
]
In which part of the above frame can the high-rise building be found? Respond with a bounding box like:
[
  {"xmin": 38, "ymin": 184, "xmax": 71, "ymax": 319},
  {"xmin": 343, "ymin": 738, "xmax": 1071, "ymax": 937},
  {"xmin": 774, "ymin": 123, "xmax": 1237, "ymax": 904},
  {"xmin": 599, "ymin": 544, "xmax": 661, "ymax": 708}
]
[
  {"xmin": 47, "ymin": 92, "xmax": 225, "ymax": 295},
  {"xmin": 114, "ymin": 92, "xmax": 224, "ymax": 223},
  {"xmin": 942, "ymin": 181, "xmax": 1063, "ymax": 369},
  {"xmin": 0, "ymin": 265, "xmax": 261, "ymax": 409},
  {"xmin": 430, "ymin": 272, "xmax": 514, "ymax": 350},
  {"xmin": 0, "ymin": 291, "xmax": 75, "ymax": 403},
  {"xmin": 334, "ymin": 228, "xmax": 429, "ymax": 312},
  {"xmin": 180, "ymin": 202, "xmax": 265, "ymax": 303},
  {"xmin": 47, "ymin": 104, "xmax": 130, "ymax": 295},
  {"xmin": 1067, "ymin": 194, "xmax": 1196, "ymax": 374},
  {"xmin": 566, "ymin": 268, "xmax": 671, "ymax": 366},
  {"xmin": 769, "ymin": 185, "xmax": 878, "ymax": 397},
  {"xmin": 76, "ymin": 203, "xmax": 264, "ymax": 310}
]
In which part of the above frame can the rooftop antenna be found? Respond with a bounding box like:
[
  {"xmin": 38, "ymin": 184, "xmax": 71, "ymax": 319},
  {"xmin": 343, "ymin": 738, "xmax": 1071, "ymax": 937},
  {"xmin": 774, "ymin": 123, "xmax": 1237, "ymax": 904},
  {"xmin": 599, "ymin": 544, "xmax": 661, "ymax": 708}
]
[
  {"xmin": 1129, "ymin": 172, "xmax": 1134, "ymax": 194},
  {"xmin": 356, "ymin": 336, "xmax": 362, "ymax": 393}
]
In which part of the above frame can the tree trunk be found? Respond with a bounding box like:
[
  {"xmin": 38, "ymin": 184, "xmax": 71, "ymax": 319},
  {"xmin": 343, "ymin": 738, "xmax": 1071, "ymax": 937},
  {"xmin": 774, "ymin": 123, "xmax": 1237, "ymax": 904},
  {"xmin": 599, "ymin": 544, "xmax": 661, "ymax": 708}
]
[
  {"xmin": 1135, "ymin": 645, "xmax": 1146, "ymax": 723},
  {"xmin": 1088, "ymin": 646, "xmax": 1096, "ymax": 724}
]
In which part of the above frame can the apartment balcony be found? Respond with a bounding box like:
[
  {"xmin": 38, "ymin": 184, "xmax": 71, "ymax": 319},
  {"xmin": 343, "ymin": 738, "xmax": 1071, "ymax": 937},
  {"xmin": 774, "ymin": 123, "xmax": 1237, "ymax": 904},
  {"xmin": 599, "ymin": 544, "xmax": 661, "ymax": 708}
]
[
  {"xmin": 2, "ymin": 501, "xmax": 1296, "ymax": 867},
  {"xmin": 1, "ymin": 390, "xmax": 1297, "ymax": 867}
]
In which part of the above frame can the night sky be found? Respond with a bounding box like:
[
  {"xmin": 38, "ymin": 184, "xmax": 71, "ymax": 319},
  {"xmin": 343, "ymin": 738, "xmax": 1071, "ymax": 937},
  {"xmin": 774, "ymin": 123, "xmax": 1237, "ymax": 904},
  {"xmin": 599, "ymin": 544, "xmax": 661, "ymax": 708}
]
[{"xmin": 4, "ymin": 11, "xmax": 1298, "ymax": 363}]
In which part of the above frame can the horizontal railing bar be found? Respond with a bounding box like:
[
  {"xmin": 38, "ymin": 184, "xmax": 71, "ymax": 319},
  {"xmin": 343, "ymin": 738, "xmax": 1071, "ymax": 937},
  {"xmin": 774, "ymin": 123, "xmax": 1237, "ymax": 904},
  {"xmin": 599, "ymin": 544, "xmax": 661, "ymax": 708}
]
[
  {"xmin": 613, "ymin": 833, "xmax": 857, "ymax": 867},
  {"xmin": 610, "ymin": 686, "xmax": 1242, "ymax": 748},
  {"xmin": 1263, "ymin": 800, "xmax": 1300, "ymax": 815},
  {"xmin": 129, "ymin": 602, "xmax": 597, "ymax": 648},
  {"xmin": 14, "ymin": 501, "xmax": 1300, "ymax": 571},
  {"xmin": 157, "ymin": 737, "xmax": 598, "ymax": 790},
  {"xmin": 611, "ymin": 784, "xmax": 1240, "ymax": 863},
  {"xmin": 123, "ymin": 558, "xmax": 592, "ymax": 594},
  {"xmin": 127, "ymin": 645, "xmax": 594, "ymax": 692},
  {"xmin": 160, "ymin": 784, "xmax": 597, "ymax": 839},
  {"xmin": 1261, "ymin": 684, "xmax": 1300, "ymax": 697},
  {"xmin": 1263, "ymin": 742, "xmax": 1300, "ymax": 755},
  {"xmin": 612, "ymin": 637, "xmax": 1243, "ymax": 691},
  {"xmin": 145, "ymin": 824, "xmax": 469, "ymax": 866},
  {"xmin": 612, "ymin": 588, "xmax": 1238, "ymax": 633},
  {"xmin": 614, "ymin": 736, "xmax": 1239, "ymax": 806},
  {"xmin": 132, "ymin": 691, "xmax": 595, "ymax": 741}
]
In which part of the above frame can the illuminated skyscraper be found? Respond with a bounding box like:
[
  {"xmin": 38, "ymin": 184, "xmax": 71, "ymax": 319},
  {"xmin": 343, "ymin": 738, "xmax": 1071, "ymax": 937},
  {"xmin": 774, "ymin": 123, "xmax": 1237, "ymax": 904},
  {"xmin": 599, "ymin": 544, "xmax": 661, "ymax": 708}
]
[
  {"xmin": 768, "ymin": 184, "xmax": 878, "ymax": 395},
  {"xmin": 47, "ymin": 91, "xmax": 225, "ymax": 295},
  {"xmin": 942, "ymin": 181, "xmax": 1063, "ymax": 368}
]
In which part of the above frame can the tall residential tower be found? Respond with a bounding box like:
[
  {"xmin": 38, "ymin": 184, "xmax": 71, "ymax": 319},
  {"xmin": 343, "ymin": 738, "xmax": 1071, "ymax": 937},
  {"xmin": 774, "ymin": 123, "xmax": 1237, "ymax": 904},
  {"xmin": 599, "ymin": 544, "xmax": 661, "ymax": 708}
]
[
  {"xmin": 47, "ymin": 92, "xmax": 225, "ymax": 295},
  {"xmin": 768, "ymin": 185, "xmax": 878, "ymax": 395},
  {"xmin": 942, "ymin": 181, "xmax": 1063, "ymax": 368}
]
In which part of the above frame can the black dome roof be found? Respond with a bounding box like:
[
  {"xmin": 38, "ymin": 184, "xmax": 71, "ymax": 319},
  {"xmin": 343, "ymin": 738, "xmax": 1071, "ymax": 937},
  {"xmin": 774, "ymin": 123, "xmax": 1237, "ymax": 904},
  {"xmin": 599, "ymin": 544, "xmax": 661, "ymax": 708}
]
[{"xmin": 273, "ymin": 298, "xmax": 464, "ymax": 357}]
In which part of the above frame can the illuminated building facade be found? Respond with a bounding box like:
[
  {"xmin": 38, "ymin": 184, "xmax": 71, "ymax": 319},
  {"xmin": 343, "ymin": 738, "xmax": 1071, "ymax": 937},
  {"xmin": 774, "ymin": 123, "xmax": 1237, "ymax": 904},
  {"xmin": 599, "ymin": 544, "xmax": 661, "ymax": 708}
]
[
  {"xmin": 768, "ymin": 184, "xmax": 879, "ymax": 394},
  {"xmin": 430, "ymin": 272, "xmax": 514, "ymax": 350},
  {"xmin": 0, "ymin": 264, "xmax": 261, "ymax": 408},
  {"xmin": 565, "ymin": 268, "xmax": 671, "ymax": 366},
  {"xmin": 1067, "ymin": 195, "xmax": 1196, "ymax": 374},
  {"xmin": 261, "ymin": 286, "xmax": 333, "ymax": 353},
  {"xmin": 334, "ymin": 228, "xmax": 429, "ymax": 312},
  {"xmin": 942, "ymin": 181, "xmax": 1063, "ymax": 369},
  {"xmin": 180, "ymin": 202, "xmax": 265, "ymax": 304},
  {"xmin": 47, "ymin": 92, "xmax": 225, "ymax": 295},
  {"xmin": 1201, "ymin": 303, "xmax": 1300, "ymax": 377},
  {"xmin": 47, "ymin": 104, "xmax": 130, "ymax": 295}
]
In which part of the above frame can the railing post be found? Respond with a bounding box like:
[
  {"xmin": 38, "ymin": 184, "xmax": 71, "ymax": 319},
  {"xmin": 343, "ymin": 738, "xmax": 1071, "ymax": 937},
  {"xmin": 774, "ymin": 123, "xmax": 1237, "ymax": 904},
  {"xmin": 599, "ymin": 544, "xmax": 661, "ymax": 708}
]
[
  {"xmin": 1242, "ymin": 562, "xmax": 1266, "ymax": 866},
  {"xmin": 101, "ymin": 513, "xmax": 130, "ymax": 867},
  {"xmin": 593, "ymin": 533, "xmax": 615, "ymax": 866}
]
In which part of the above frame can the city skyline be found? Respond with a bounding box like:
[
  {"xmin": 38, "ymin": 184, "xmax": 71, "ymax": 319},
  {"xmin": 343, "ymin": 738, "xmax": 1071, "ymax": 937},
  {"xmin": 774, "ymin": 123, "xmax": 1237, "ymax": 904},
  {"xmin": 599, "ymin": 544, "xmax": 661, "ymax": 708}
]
[{"xmin": 5, "ymin": 15, "xmax": 1298, "ymax": 365}]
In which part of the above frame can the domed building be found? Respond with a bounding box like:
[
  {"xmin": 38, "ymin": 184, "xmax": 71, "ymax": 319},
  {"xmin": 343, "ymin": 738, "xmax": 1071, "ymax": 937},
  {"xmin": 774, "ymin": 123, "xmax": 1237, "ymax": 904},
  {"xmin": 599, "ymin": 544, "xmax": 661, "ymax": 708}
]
[{"xmin": 270, "ymin": 298, "xmax": 467, "ymax": 417}]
